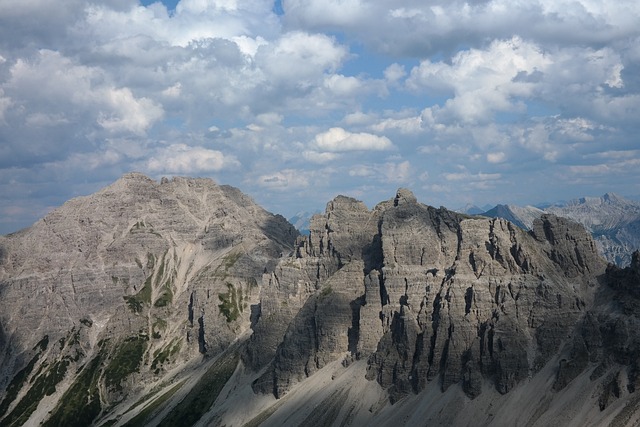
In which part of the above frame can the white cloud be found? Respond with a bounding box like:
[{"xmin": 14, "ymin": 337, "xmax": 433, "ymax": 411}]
[
  {"xmin": 487, "ymin": 152, "xmax": 506, "ymax": 163},
  {"xmin": 407, "ymin": 37, "xmax": 550, "ymax": 124},
  {"xmin": 372, "ymin": 116, "xmax": 424, "ymax": 134},
  {"xmin": 5, "ymin": 50, "xmax": 163, "ymax": 135},
  {"xmin": 282, "ymin": 0, "xmax": 640, "ymax": 56},
  {"xmin": 146, "ymin": 144, "xmax": 240, "ymax": 173},
  {"xmin": 303, "ymin": 150, "xmax": 340, "ymax": 164},
  {"xmin": 323, "ymin": 74, "xmax": 362, "ymax": 96},
  {"xmin": 98, "ymin": 87, "xmax": 164, "ymax": 135},
  {"xmin": 259, "ymin": 31, "xmax": 348, "ymax": 84},
  {"xmin": 384, "ymin": 160, "xmax": 412, "ymax": 183},
  {"xmin": 1, "ymin": 0, "xmax": 640, "ymax": 234},
  {"xmin": 313, "ymin": 127, "xmax": 393, "ymax": 152},
  {"xmin": 384, "ymin": 63, "xmax": 406, "ymax": 83},
  {"xmin": 256, "ymin": 169, "xmax": 310, "ymax": 190},
  {"xmin": 79, "ymin": 0, "xmax": 278, "ymax": 48}
]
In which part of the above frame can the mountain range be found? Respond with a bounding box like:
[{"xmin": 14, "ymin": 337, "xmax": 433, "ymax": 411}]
[
  {"xmin": 1, "ymin": 174, "xmax": 640, "ymax": 426},
  {"xmin": 478, "ymin": 193, "xmax": 640, "ymax": 266}
]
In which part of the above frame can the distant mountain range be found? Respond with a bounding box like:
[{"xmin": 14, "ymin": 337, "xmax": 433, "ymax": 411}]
[
  {"xmin": 288, "ymin": 210, "xmax": 321, "ymax": 235},
  {"xmin": 478, "ymin": 193, "xmax": 640, "ymax": 266}
]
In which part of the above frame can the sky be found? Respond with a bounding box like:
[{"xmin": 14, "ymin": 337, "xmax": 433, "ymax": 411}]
[{"xmin": 1, "ymin": 0, "xmax": 639, "ymax": 234}]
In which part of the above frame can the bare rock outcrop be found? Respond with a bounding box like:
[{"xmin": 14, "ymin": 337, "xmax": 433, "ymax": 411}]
[
  {"xmin": 251, "ymin": 189, "xmax": 607, "ymax": 402},
  {"xmin": 5, "ymin": 180, "xmax": 637, "ymax": 427},
  {"xmin": 0, "ymin": 173, "xmax": 297, "ymax": 426},
  {"xmin": 552, "ymin": 250, "xmax": 640, "ymax": 407}
]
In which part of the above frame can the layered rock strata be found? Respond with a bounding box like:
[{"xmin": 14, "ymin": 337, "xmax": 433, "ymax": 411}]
[
  {"xmin": 0, "ymin": 173, "xmax": 297, "ymax": 426},
  {"xmin": 250, "ymin": 189, "xmax": 607, "ymax": 402}
]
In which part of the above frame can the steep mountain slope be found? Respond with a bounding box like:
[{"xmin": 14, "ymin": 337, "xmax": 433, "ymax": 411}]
[
  {"xmin": 482, "ymin": 193, "xmax": 640, "ymax": 266},
  {"xmin": 2, "ymin": 179, "xmax": 640, "ymax": 426},
  {"xmin": 0, "ymin": 173, "xmax": 297, "ymax": 426},
  {"xmin": 205, "ymin": 189, "xmax": 640, "ymax": 426}
]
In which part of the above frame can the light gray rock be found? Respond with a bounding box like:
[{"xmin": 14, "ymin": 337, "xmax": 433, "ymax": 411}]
[{"xmin": 0, "ymin": 173, "xmax": 297, "ymax": 426}]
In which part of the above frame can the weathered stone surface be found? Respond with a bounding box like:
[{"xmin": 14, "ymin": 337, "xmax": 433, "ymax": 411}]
[
  {"xmin": 5, "ymin": 179, "xmax": 640, "ymax": 427},
  {"xmin": 0, "ymin": 173, "xmax": 297, "ymax": 425},
  {"xmin": 246, "ymin": 194, "xmax": 382, "ymax": 395},
  {"xmin": 483, "ymin": 193, "xmax": 640, "ymax": 266},
  {"xmin": 252, "ymin": 188, "xmax": 608, "ymax": 402},
  {"xmin": 553, "ymin": 250, "xmax": 640, "ymax": 395}
]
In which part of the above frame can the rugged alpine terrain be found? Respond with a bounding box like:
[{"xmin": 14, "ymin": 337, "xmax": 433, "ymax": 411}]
[
  {"xmin": 0, "ymin": 173, "xmax": 298, "ymax": 426},
  {"xmin": 1, "ymin": 175, "xmax": 640, "ymax": 426},
  {"xmin": 481, "ymin": 193, "xmax": 640, "ymax": 267}
]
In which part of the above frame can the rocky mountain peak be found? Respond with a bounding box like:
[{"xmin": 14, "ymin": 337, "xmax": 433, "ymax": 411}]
[
  {"xmin": 393, "ymin": 188, "xmax": 417, "ymax": 206},
  {"xmin": 248, "ymin": 191, "xmax": 607, "ymax": 405},
  {"xmin": 0, "ymin": 173, "xmax": 298, "ymax": 426},
  {"xmin": 3, "ymin": 180, "xmax": 640, "ymax": 427}
]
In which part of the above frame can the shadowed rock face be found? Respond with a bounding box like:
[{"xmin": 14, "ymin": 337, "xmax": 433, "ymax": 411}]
[
  {"xmin": 552, "ymin": 251, "xmax": 640, "ymax": 406},
  {"xmin": 248, "ymin": 189, "xmax": 607, "ymax": 401}
]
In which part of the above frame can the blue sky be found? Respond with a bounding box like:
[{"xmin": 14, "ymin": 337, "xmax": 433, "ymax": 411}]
[{"xmin": 1, "ymin": 0, "xmax": 639, "ymax": 234}]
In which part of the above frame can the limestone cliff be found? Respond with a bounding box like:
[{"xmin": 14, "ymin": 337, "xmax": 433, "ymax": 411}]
[
  {"xmin": 4, "ymin": 180, "xmax": 640, "ymax": 427},
  {"xmin": 0, "ymin": 173, "xmax": 297, "ymax": 426},
  {"xmin": 250, "ymin": 189, "xmax": 607, "ymax": 403}
]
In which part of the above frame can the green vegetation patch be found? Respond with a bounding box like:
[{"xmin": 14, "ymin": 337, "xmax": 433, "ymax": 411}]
[
  {"xmin": 320, "ymin": 285, "xmax": 333, "ymax": 298},
  {"xmin": 218, "ymin": 283, "xmax": 244, "ymax": 323},
  {"xmin": 104, "ymin": 335, "xmax": 149, "ymax": 392},
  {"xmin": 151, "ymin": 339, "xmax": 182, "ymax": 373},
  {"xmin": 157, "ymin": 352, "xmax": 239, "ymax": 427},
  {"xmin": 152, "ymin": 317, "xmax": 167, "ymax": 339},
  {"xmin": 124, "ymin": 276, "xmax": 152, "ymax": 313},
  {"xmin": 43, "ymin": 353, "xmax": 103, "ymax": 427},
  {"xmin": 0, "ymin": 354, "xmax": 41, "ymax": 419},
  {"xmin": 214, "ymin": 251, "xmax": 243, "ymax": 279},
  {"xmin": 34, "ymin": 335, "xmax": 49, "ymax": 352},
  {"xmin": 0, "ymin": 335, "xmax": 50, "ymax": 423},
  {"xmin": 223, "ymin": 251, "xmax": 241, "ymax": 270},
  {"xmin": 154, "ymin": 284, "xmax": 173, "ymax": 308}
]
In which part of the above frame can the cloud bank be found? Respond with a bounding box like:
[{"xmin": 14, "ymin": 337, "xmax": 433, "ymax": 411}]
[{"xmin": 0, "ymin": 0, "xmax": 639, "ymax": 233}]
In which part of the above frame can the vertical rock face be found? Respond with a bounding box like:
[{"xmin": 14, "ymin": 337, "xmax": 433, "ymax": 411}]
[
  {"xmin": 250, "ymin": 189, "xmax": 607, "ymax": 401},
  {"xmin": 0, "ymin": 173, "xmax": 298, "ymax": 426},
  {"xmin": 552, "ymin": 250, "xmax": 640, "ymax": 406},
  {"xmin": 3, "ymin": 180, "xmax": 631, "ymax": 426},
  {"xmin": 246, "ymin": 195, "xmax": 382, "ymax": 396}
]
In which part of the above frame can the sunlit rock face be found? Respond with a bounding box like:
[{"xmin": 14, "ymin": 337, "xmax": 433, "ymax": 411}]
[
  {"xmin": 0, "ymin": 173, "xmax": 298, "ymax": 426},
  {"xmin": 482, "ymin": 193, "xmax": 640, "ymax": 267}
]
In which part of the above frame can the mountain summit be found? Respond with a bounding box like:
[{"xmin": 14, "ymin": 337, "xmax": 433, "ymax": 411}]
[{"xmin": 1, "ymin": 177, "xmax": 640, "ymax": 426}]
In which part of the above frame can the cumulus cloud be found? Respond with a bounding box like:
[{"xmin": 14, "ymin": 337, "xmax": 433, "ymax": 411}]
[
  {"xmin": 1, "ymin": 0, "xmax": 640, "ymax": 234},
  {"xmin": 282, "ymin": 0, "xmax": 640, "ymax": 55},
  {"xmin": 407, "ymin": 37, "xmax": 550, "ymax": 123},
  {"xmin": 256, "ymin": 169, "xmax": 310, "ymax": 190},
  {"xmin": 5, "ymin": 50, "xmax": 163, "ymax": 136},
  {"xmin": 146, "ymin": 144, "xmax": 240, "ymax": 173},
  {"xmin": 258, "ymin": 31, "xmax": 348, "ymax": 84},
  {"xmin": 313, "ymin": 127, "xmax": 393, "ymax": 152}
]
